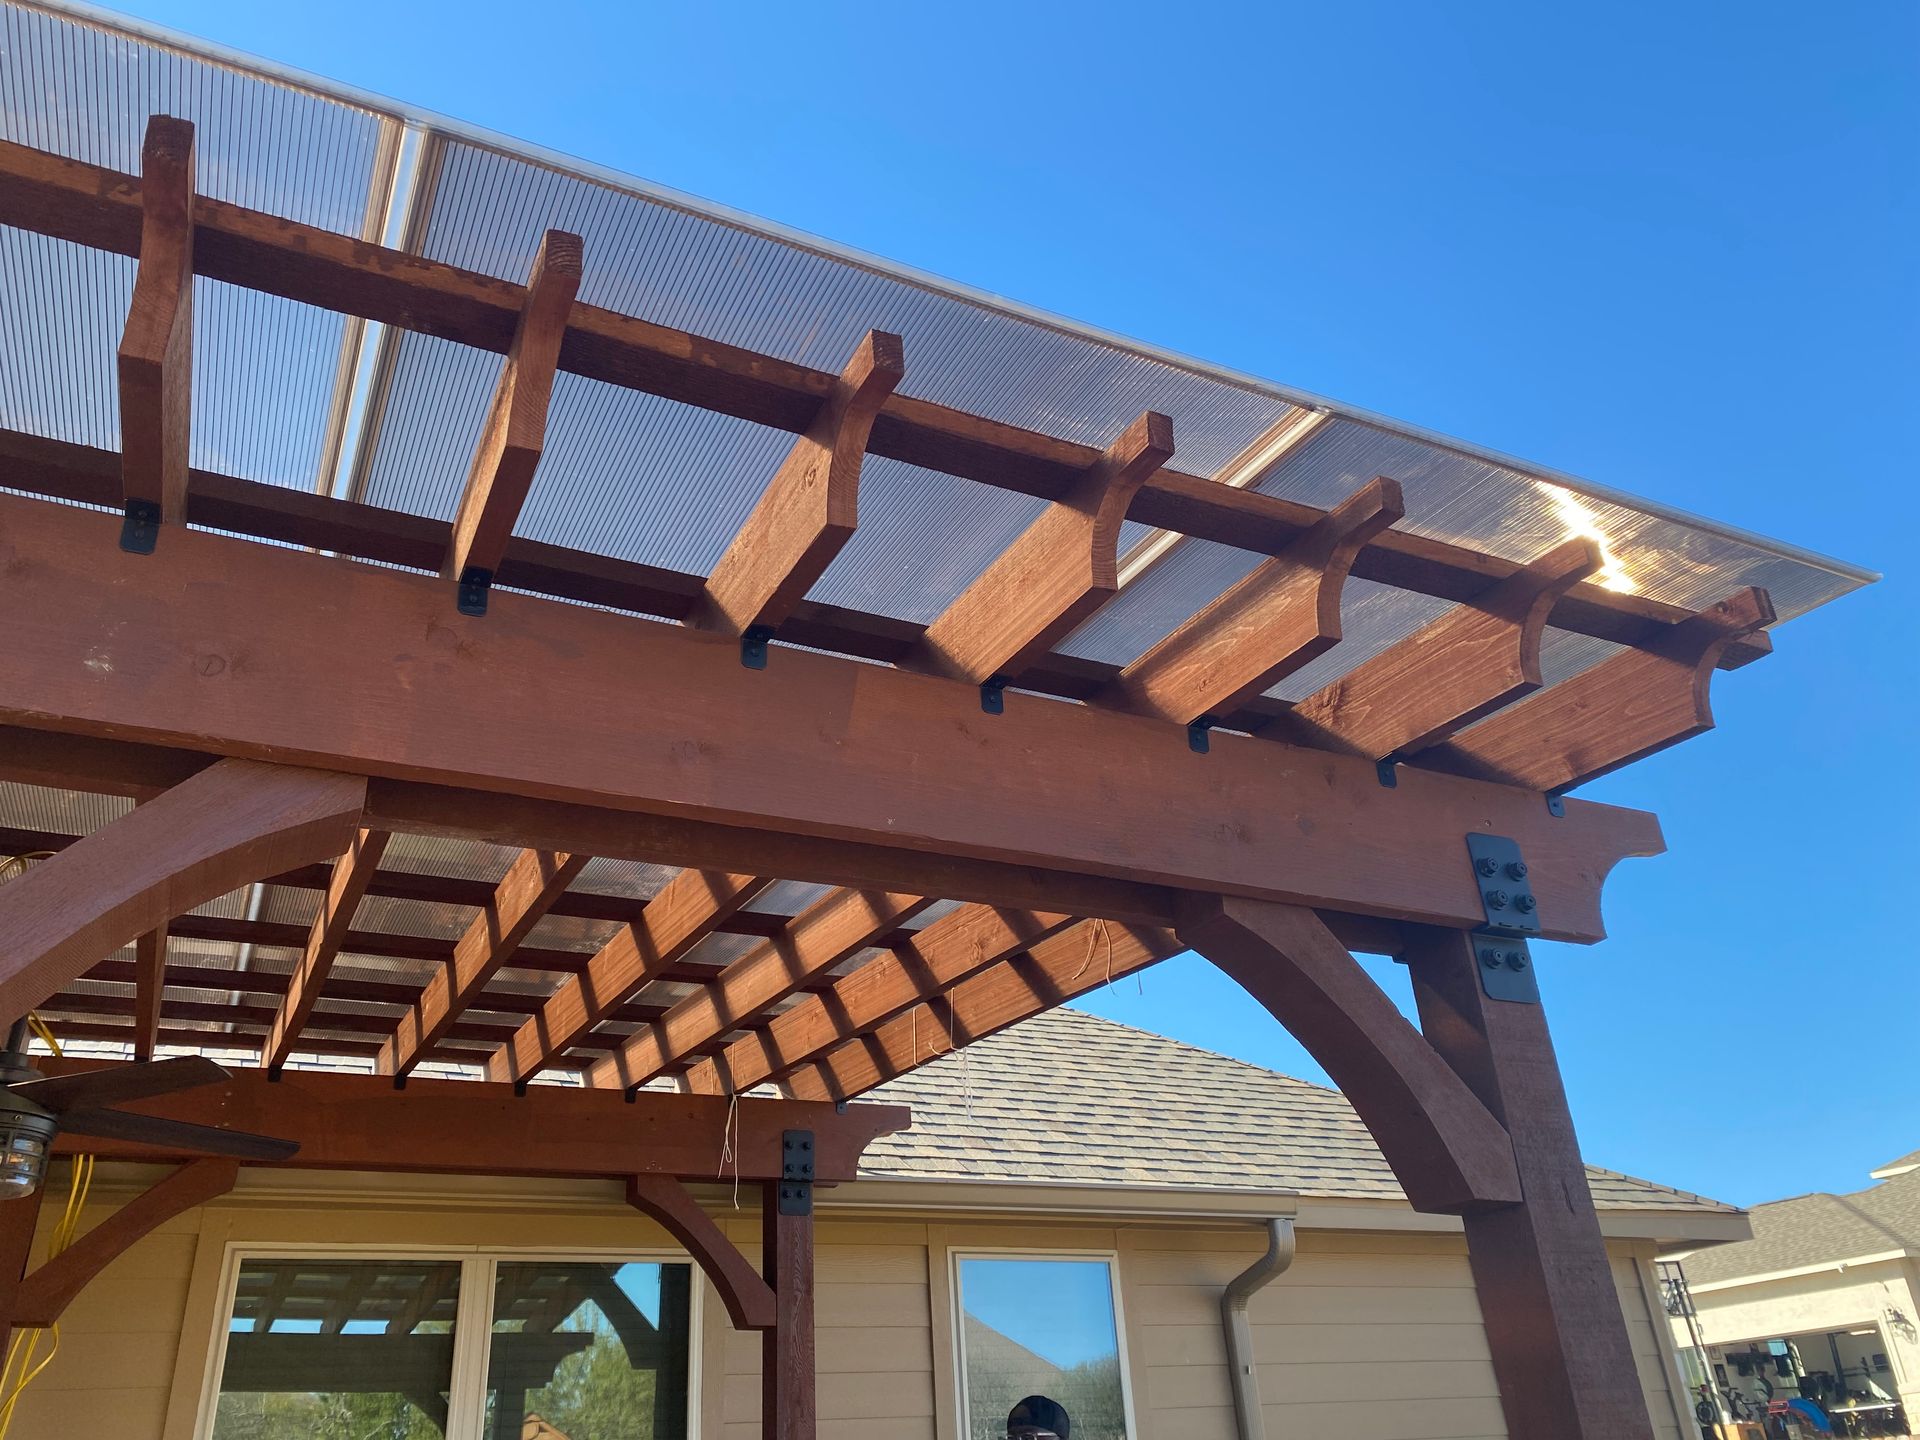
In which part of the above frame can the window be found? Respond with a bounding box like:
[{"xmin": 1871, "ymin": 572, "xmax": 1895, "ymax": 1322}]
[
  {"xmin": 205, "ymin": 1253, "xmax": 696, "ymax": 1440},
  {"xmin": 953, "ymin": 1254, "xmax": 1133, "ymax": 1440}
]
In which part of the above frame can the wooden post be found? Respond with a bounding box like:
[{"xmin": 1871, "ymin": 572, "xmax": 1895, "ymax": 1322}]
[
  {"xmin": 760, "ymin": 1180, "xmax": 815, "ymax": 1440},
  {"xmin": 0, "ymin": 1189, "xmax": 45, "ymax": 1360},
  {"xmin": 1404, "ymin": 928, "xmax": 1655, "ymax": 1440}
]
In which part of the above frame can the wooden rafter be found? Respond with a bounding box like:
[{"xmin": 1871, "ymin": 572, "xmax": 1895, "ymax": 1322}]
[
  {"xmin": 116, "ymin": 115, "xmax": 194, "ymax": 536},
  {"xmin": 586, "ymin": 888, "xmax": 933, "ymax": 1093},
  {"xmin": 1422, "ymin": 585, "xmax": 1776, "ymax": 792},
  {"xmin": 444, "ymin": 229, "xmax": 584, "ymax": 605},
  {"xmin": 132, "ymin": 923, "xmax": 168, "ymax": 1062},
  {"xmin": 683, "ymin": 905, "xmax": 1074, "ymax": 1096},
  {"xmin": 0, "ymin": 135, "xmax": 1770, "ymax": 669},
  {"xmin": 1270, "ymin": 537, "xmax": 1602, "ymax": 760},
  {"xmin": 262, "ymin": 826, "xmax": 390, "ymax": 1072},
  {"xmin": 378, "ymin": 848, "xmax": 588, "ymax": 1078},
  {"xmin": 782, "ymin": 920, "xmax": 1181, "ymax": 1101},
  {"xmin": 692, "ymin": 330, "xmax": 904, "ymax": 638},
  {"xmin": 1106, "ymin": 477, "xmax": 1405, "ymax": 724},
  {"xmin": 913, "ymin": 410, "xmax": 1174, "ymax": 685},
  {"xmin": 485, "ymin": 869, "xmax": 771, "ymax": 1084}
]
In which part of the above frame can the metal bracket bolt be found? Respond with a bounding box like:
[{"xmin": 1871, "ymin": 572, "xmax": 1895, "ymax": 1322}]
[
  {"xmin": 1187, "ymin": 717, "xmax": 1215, "ymax": 754},
  {"xmin": 741, "ymin": 625, "xmax": 774, "ymax": 670},
  {"xmin": 979, "ymin": 676, "xmax": 1007, "ymax": 715},
  {"xmin": 118, "ymin": 499, "xmax": 161, "ymax": 555},
  {"xmin": 456, "ymin": 566, "xmax": 494, "ymax": 617}
]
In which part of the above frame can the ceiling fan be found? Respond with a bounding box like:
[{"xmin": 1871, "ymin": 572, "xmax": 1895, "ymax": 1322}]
[{"xmin": 0, "ymin": 1021, "xmax": 299, "ymax": 1198}]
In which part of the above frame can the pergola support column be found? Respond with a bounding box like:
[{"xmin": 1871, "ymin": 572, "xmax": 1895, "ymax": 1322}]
[
  {"xmin": 1405, "ymin": 927, "xmax": 1655, "ymax": 1440},
  {"xmin": 761, "ymin": 1180, "xmax": 815, "ymax": 1440}
]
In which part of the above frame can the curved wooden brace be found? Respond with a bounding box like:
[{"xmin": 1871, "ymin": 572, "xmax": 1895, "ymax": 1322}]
[
  {"xmin": 0, "ymin": 757, "xmax": 367, "ymax": 1024},
  {"xmin": 118, "ymin": 115, "xmax": 195, "ymax": 531},
  {"xmin": 1175, "ymin": 894, "xmax": 1521, "ymax": 1214},
  {"xmin": 1106, "ymin": 476, "xmax": 1405, "ymax": 724},
  {"xmin": 1274, "ymin": 537, "xmax": 1601, "ymax": 759},
  {"xmin": 693, "ymin": 329, "xmax": 905, "ymax": 638},
  {"xmin": 625, "ymin": 1173, "xmax": 777, "ymax": 1331},
  {"xmin": 914, "ymin": 410, "xmax": 1175, "ymax": 685},
  {"xmin": 13, "ymin": 1158, "xmax": 237, "ymax": 1327},
  {"xmin": 1419, "ymin": 585, "xmax": 1776, "ymax": 793}
]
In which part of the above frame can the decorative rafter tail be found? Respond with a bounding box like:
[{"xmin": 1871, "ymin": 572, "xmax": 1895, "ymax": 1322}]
[
  {"xmin": 132, "ymin": 923, "xmax": 168, "ymax": 1062},
  {"xmin": 117, "ymin": 114, "xmax": 196, "ymax": 538},
  {"xmin": 1419, "ymin": 585, "xmax": 1776, "ymax": 793},
  {"xmin": 693, "ymin": 330, "xmax": 905, "ymax": 639},
  {"xmin": 262, "ymin": 826, "xmax": 391, "ymax": 1072},
  {"xmin": 782, "ymin": 918, "xmax": 1179, "ymax": 1102},
  {"xmin": 913, "ymin": 410, "xmax": 1175, "ymax": 685},
  {"xmin": 1274, "ymin": 536, "xmax": 1602, "ymax": 760},
  {"xmin": 586, "ymin": 887, "xmax": 931, "ymax": 1093},
  {"xmin": 443, "ymin": 229, "xmax": 585, "ymax": 607},
  {"xmin": 1106, "ymin": 476, "xmax": 1405, "ymax": 725},
  {"xmin": 683, "ymin": 905, "xmax": 1076, "ymax": 1095}
]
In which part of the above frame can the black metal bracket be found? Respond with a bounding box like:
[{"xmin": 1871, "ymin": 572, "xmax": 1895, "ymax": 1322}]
[
  {"xmin": 741, "ymin": 625, "xmax": 774, "ymax": 670},
  {"xmin": 1465, "ymin": 833, "xmax": 1542, "ymax": 1003},
  {"xmin": 456, "ymin": 566, "xmax": 494, "ymax": 617},
  {"xmin": 1375, "ymin": 758, "xmax": 1399, "ymax": 789},
  {"xmin": 118, "ymin": 499, "xmax": 161, "ymax": 555},
  {"xmin": 1187, "ymin": 717, "xmax": 1215, "ymax": 754},
  {"xmin": 980, "ymin": 676, "xmax": 1007, "ymax": 715},
  {"xmin": 778, "ymin": 1129, "xmax": 814, "ymax": 1216},
  {"xmin": 1545, "ymin": 792, "xmax": 1566, "ymax": 818}
]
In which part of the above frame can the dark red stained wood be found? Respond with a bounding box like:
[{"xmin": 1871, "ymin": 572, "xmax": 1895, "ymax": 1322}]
[
  {"xmin": 783, "ymin": 920, "xmax": 1182, "ymax": 1102},
  {"xmin": 0, "ymin": 138, "xmax": 1769, "ymax": 668},
  {"xmin": 117, "ymin": 116, "xmax": 194, "ymax": 527},
  {"xmin": 913, "ymin": 411, "xmax": 1174, "ymax": 685},
  {"xmin": 1105, "ymin": 477, "xmax": 1405, "ymax": 724},
  {"xmin": 378, "ymin": 848, "xmax": 587, "ymax": 1078},
  {"xmin": 485, "ymin": 870, "xmax": 770, "ymax": 1085},
  {"xmin": 683, "ymin": 904, "xmax": 1074, "ymax": 1096},
  {"xmin": 1174, "ymin": 895, "xmax": 1519, "ymax": 1212},
  {"xmin": 587, "ymin": 888, "xmax": 932, "ymax": 1093},
  {"xmin": 1421, "ymin": 586, "xmax": 1776, "ymax": 793},
  {"xmin": 132, "ymin": 922, "xmax": 168, "ymax": 1062},
  {"xmin": 1271, "ymin": 537, "xmax": 1601, "ymax": 760},
  {"xmin": 444, "ymin": 230, "xmax": 584, "ymax": 587},
  {"xmin": 261, "ymin": 827, "xmax": 390, "ymax": 1072},
  {"xmin": 626, "ymin": 1174, "xmax": 776, "ymax": 1330},
  {"xmin": 0, "ymin": 1185, "xmax": 46, "ymax": 1358},
  {"xmin": 761, "ymin": 1182, "xmax": 815, "ymax": 1440},
  {"xmin": 0, "ymin": 495, "xmax": 1663, "ymax": 943},
  {"xmin": 1406, "ymin": 928, "xmax": 1655, "ymax": 1440},
  {"xmin": 40, "ymin": 1060, "xmax": 908, "ymax": 1182},
  {"xmin": 693, "ymin": 331, "xmax": 904, "ymax": 638},
  {"xmin": 11, "ymin": 1159, "xmax": 237, "ymax": 1327},
  {"xmin": 0, "ymin": 758, "xmax": 367, "ymax": 1025}
]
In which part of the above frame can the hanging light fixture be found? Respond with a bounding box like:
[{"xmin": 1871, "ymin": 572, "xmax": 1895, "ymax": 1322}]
[{"xmin": 0, "ymin": 1087, "xmax": 56, "ymax": 1199}]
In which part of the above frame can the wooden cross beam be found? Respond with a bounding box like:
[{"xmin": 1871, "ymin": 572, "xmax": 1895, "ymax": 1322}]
[
  {"xmin": 261, "ymin": 827, "xmax": 390, "ymax": 1072},
  {"xmin": 116, "ymin": 116, "xmax": 195, "ymax": 539}
]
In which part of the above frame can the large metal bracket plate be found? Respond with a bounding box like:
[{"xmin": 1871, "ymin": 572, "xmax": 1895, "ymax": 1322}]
[
  {"xmin": 1466, "ymin": 833, "xmax": 1541, "ymax": 1004},
  {"xmin": 778, "ymin": 1129, "xmax": 814, "ymax": 1216}
]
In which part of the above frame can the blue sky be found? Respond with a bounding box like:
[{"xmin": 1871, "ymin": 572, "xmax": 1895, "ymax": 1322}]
[{"xmin": 117, "ymin": 0, "xmax": 1917, "ymax": 1208}]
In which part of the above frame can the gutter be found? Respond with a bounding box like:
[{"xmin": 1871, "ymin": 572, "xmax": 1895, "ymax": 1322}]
[{"xmin": 1221, "ymin": 1216, "xmax": 1296, "ymax": 1440}]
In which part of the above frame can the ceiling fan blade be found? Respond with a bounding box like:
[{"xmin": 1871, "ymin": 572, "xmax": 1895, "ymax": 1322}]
[
  {"xmin": 58, "ymin": 1106, "xmax": 299, "ymax": 1161},
  {"xmin": 13, "ymin": 1055, "xmax": 231, "ymax": 1114}
]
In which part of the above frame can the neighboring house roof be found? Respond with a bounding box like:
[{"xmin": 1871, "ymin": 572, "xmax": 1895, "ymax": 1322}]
[
  {"xmin": 1678, "ymin": 1165, "xmax": 1920, "ymax": 1285},
  {"xmin": 1870, "ymin": 1148, "xmax": 1920, "ymax": 1180},
  {"xmin": 963, "ymin": 1315, "xmax": 1065, "ymax": 1383},
  {"xmin": 859, "ymin": 1008, "xmax": 1733, "ymax": 1213}
]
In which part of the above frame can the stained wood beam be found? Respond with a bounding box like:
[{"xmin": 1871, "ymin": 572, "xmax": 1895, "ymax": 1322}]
[
  {"xmin": 1175, "ymin": 895, "xmax": 1519, "ymax": 1213},
  {"xmin": 444, "ymin": 230, "xmax": 584, "ymax": 602},
  {"xmin": 684, "ymin": 905, "xmax": 1074, "ymax": 1096},
  {"xmin": 0, "ymin": 758, "xmax": 366, "ymax": 1026},
  {"xmin": 0, "ymin": 495, "xmax": 1664, "ymax": 944},
  {"xmin": 1105, "ymin": 477, "xmax": 1406, "ymax": 724},
  {"xmin": 762, "ymin": 1180, "xmax": 814, "ymax": 1440},
  {"xmin": 626, "ymin": 1174, "xmax": 777, "ymax": 1330},
  {"xmin": 783, "ymin": 919, "xmax": 1181, "ymax": 1102},
  {"xmin": 378, "ymin": 848, "xmax": 588, "ymax": 1078},
  {"xmin": 1270, "ymin": 537, "xmax": 1601, "ymax": 760},
  {"xmin": 693, "ymin": 331, "xmax": 904, "ymax": 638},
  {"xmin": 11, "ymin": 1159, "xmax": 238, "ymax": 1328},
  {"xmin": 132, "ymin": 923, "xmax": 168, "ymax": 1062},
  {"xmin": 1421, "ymin": 586, "xmax": 1776, "ymax": 793},
  {"xmin": 41, "ymin": 1059, "xmax": 909, "ymax": 1182},
  {"xmin": 116, "ymin": 115, "xmax": 195, "ymax": 534},
  {"xmin": 261, "ymin": 827, "xmax": 390, "ymax": 1072},
  {"xmin": 486, "ymin": 869, "xmax": 771, "ymax": 1085},
  {"xmin": 587, "ymin": 888, "xmax": 933, "ymax": 1093},
  {"xmin": 913, "ymin": 411, "xmax": 1174, "ymax": 684},
  {"xmin": 0, "ymin": 137, "xmax": 1770, "ymax": 667}
]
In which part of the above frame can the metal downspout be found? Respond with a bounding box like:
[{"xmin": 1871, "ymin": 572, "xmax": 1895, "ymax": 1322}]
[{"xmin": 1221, "ymin": 1217, "xmax": 1296, "ymax": 1440}]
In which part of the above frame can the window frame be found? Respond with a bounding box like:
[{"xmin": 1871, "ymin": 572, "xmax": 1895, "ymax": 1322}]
[
  {"xmin": 948, "ymin": 1247, "xmax": 1139, "ymax": 1440},
  {"xmin": 195, "ymin": 1242, "xmax": 704, "ymax": 1440}
]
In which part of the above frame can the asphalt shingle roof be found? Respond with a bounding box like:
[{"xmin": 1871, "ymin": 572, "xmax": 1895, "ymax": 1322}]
[
  {"xmin": 858, "ymin": 1008, "xmax": 1733, "ymax": 1212},
  {"xmin": 1680, "ymin": 1165, "xmax": 1920, "ymax": 1285}
]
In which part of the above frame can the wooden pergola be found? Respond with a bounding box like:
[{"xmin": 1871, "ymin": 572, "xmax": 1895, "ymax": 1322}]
[{"xmin": 0, "ymin": 111, "xmax": 1848, "ymax": 1440}]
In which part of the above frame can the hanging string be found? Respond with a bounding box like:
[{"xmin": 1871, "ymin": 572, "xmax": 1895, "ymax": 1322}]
[{"xmin": 718, "ymin": 1091, "xmax": 741, "ymax": 1210}]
